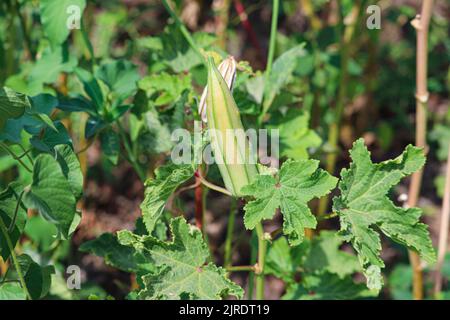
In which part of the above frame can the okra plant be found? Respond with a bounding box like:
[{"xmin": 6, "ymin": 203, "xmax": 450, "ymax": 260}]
[{"xmin": 0, "ymin": 0, "xmax": 447, "ymax": 301}]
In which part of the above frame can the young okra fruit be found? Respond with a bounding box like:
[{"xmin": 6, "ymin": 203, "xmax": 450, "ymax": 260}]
[{"xmin": 204, "ymin": 56, "xmax": 259, "ymax": 197}]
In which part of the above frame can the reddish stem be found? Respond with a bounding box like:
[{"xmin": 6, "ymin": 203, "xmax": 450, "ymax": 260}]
[
  {"xmin": 194, "ymin": 169, "xmax": 203, "ymax": 230},
  {"xmin": 233, "ymin": 0, "xmax": 264, "ymax": 59}
]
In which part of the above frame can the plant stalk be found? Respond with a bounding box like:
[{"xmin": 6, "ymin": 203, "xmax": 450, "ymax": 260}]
[
  {"xmin": 255, "ymin": 223, "xmax": 266, "ymax": 300},
  {"xmin": 194, "ymin": 169, "xmax": 204, "ymax": 231},
  {"xmin": 116, "ymin": 120, "xmax": 146, "ymax": 181},
  {"xmin": 224, "ymin": 198, "xmax": 237, "ymax": 267},
  {"xmin": 161, "ymin": 0, "xmax": 205, "ymax": 64},
  {"xmin": 434, "ymin": 145, "xmax": 450, "ymax": 296},
  {"xmin": 226, "ymin": 265, "xmax": 255, "ymax": 272},
  {"xmin": 0, "ymin": 217, "xmax": 31, "ymax": 300},
  {"xmin": 0, "ymin": 143, "xmax": 32, "ymax": 173},
  {"xmin": 197, "ymin": 175, "xmax": 233, "ymax": 196},
  {"xmin": 258, "ymin": 0, "xmax": 279, "ymax": 124},
  {"xmin": 408, "ymin": 0, "xmax": 434, "ymax": 300}
]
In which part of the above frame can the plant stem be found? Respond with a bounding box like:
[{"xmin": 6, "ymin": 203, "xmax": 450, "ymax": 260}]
[
  {"xmin": 226, "ymin": 265, "xmax": 255, "ymax": 272},
  {"xmin": 258, "ymin": 0, "xmax": 279, "ymax": 124},
  {"xmin": 434, "ymin": 145, "xmax": 450, "ymax": 297},
  {"xmin": 80, "ymin": 19, "xmax": 95, "ymax": 71},
  {"xmin": 247, "ymin": 230, "xmax": 257, "ymax": 299},
  {"xmin": 408, "ymin": 0, "xmax": 434, "ymax": 300},
  {"xmin": 15, "ymin": 144, "xmax": 33, "ymax": 166},
  {"xmin": 8, "ymin": 190, "xmax": 24, "ymax": 233},
  {"xmin": 265, "ymin": 0, "xmax": 279, "ymax": 78},
  {"xmin": 318, "ymin": 1, "xmax": 362, "ymax": 217},
  {"xmin": 0, "ymin": 217, "xmax": 31, "ymax": 300},
  {"xmin": 224, "ymin": 198, "xmax": 237, "ymax": 267},
  {"xmin": 255, "ymin": 223, "xmax": 266, "ymax": 300},
  {"xmin": 232, "ymin": 0, "xmax": 263, "ymax": 58},
  {"xmin": 161, "ymin": 0, "xmax": 205, "ymax": 64},
  {"xmin": 197, "ymin": 175, "xmax": 232, "ymax": 196},
  {"xmin": 194, "ymin": 169, "xmax": 204, "ymax": 231},
  {"xmin": 0, "ymin": 143, "xmax": 33, "ymax": 173},
  {"xmin": 115, "ymin": 120, "xmax": 146, "ymax": 181}
]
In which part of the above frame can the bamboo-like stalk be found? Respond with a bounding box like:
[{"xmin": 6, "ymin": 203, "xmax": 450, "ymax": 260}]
[
  {"xmin": 407, "ymin": 0, "xmax": 434, "ymax": 300},
  {"xmin": 433, "ymin": 145, "xmax": 450, "ymax": 296}
]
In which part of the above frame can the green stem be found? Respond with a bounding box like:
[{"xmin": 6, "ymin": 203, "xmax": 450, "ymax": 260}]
[
  {"xmin": 115, "ymin": 120, "xmax": 146, "ymax": 181},
  {"xmin": 16, "ymin": 144, "xmax": 33, "ymax": 166},
  {"xmin": 247, "ymin": 230, "xmax": 257, "ymax": 299},
  {"xmin": 224, "ymin": 198, "xmax": 237, "ymax": 267},
  {"xmin": 0, "ymin": 217, "xmax": 31, "ymax": 300},
  {"xmin": 265, "ymin": 0, "xmax": 279, "ymax": 79},
  {"xmin": 226, "ymin": 265, "xmax": 255, "ymax": 272},
  {"xmin": 317, "ymin": 211, "xmax": 338, "ymax": 221},
  {"xmin": 160, "ymin": 0, "xmax": 205, "ymax": 64},
  {"xmin": 8, "ymin": 190, "xmax": 24, "ymax": 233},
  {"xmin": 80, "ymin": 19, "xmax": 95, "ymax": 71},
  {"xmin": 255, "ymin": 223, "xmax": 266, "ymax": 300},
  {"xmin": 198, "ymin": 176, "xmax": 232, "ymax": 196},
  {"xmin": 259, "ymin": 0, "xmax": 280, "ymax": 124},
  {"xmin": 0, "ymin": 143, "xmax": 33, "ymax": 173}
]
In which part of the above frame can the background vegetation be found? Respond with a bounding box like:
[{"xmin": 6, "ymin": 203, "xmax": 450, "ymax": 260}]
[{"xmin": 0, "ymin": 0, "xmax": 448, "ymax": 300}]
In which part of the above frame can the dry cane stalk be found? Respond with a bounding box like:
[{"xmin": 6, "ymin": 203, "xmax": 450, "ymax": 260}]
[
  {"xmin": 408, "ymin": 0, "xmax": 434, "ymax": 300},
  {"xmin": 433, "ymin": 145, "xmax": 450, "ymax": 296}
]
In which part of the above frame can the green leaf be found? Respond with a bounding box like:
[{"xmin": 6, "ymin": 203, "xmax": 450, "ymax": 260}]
[
  {"xmin": 141, "ymin": 163, "xmax": 193, "ymax": 233},
  {"xmin": 267, "ymin": 109, "xmax": 321, "ymax": 160},
  {"xmin": 57, "ymin": 96, "xmax": 97, "ymax": 115},
  {"xmin": 283, "ymin": 272, "xmax": 374, "ymax": 300},
  {"xmin": 99, "ymin": 129, "xmax": 119, "ymax": 165},
  {"xmin": 17, "ymin": 254, "xmax": 55, "ymax": 300},
  {"xmin": 24, "ymin": 215, "xmax": 58, "ymax": 251},
  {"xmin": 265, "ymin": 236, "xmax": 309, "ymax": 283},
  {"xmin": 80, "ymin": 233, "xmax": 154, "ymax": 274},
  {"xmin": 0, "ymin": 283, "xmax": 26, "ymax": 300},
  {"xmin": 30, "ymin": 122, "xmax": 72, "ymax": 152},
  {"xmin": 147, "ymin": 25, "xmax": 208, "ymax": 73},
  {"xmin": 28, "ymin": 47, "xmax": 77, "ymax": 87},
  {"xmin": 55, "ymin": 144, "xmax": 84, "ymax": 199},
  {"xmin": 263, "ymin": 44, "xmax": 306, "ymax": 111},
  {"xmin": 139, "ymin": 109, "xmax": 173, "ymax": 154},
  {"xmin": 388, "ymin": 264, "xmax": 413, "ymax": 300},
  {"xmin": 138, "ymin": 72, "xmax": 191, "ymax": 107},
  {"xmin": 303, "ymin": 231, "xmax": 360, "ymax": 278},
  {"xmin": 75, "ymin": 68, "xmax": 104, "ymax": 110},
  {"xmin": 333, "ymin": 138, "xmax": 436, "ymax": 290},
  {"xmin": 0, "ymin": 87, "xmax": 30, "ymax": 129},
  {"xmin": 96, "ymin": 60, "xmax": 139, "ymax": 102},
  {"xmin": 0, "ymin": 94, "xmax": 58, "ymax": 143},
  {"xmin": 118, "ymin": 217, "xmax": 243, "ymax": 300},
  {"xmin": 40, "ymin": 0, "xmax": 87, "ymax": 47},
  {"xmin": 242, "ymin": 159, "xmax": 337, "ymax": 245},
  {"xmin": 0, "ymin": 183, "xmax": 27, "ymax": 260},
  {"xmin": 23, "ymin": 154, "xmax": 77, "ymax": 238}
]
